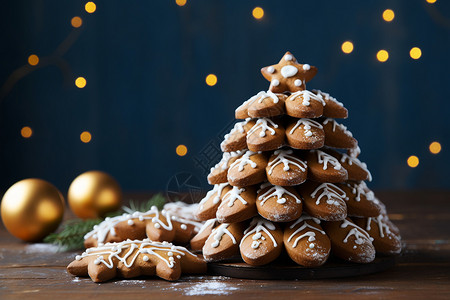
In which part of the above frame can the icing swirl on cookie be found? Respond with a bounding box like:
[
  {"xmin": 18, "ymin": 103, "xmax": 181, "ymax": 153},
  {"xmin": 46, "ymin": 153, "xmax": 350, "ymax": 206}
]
[
  {"xmin": 316, "ymin": 150, "xmax": 342, "ymax": 170},
  {"xmin": 222, "ymin": 186, "xmax": 247, "ymax": 207},
  {"xmin": 267, "ymin": 149, "xmax": 307, "ymax": 175},
  {"xmin": 311, "ymin": 183, "xmax": 346, "ymax": 206},
  {"xmin": 323, "ymin": 118, "xmax": 353, "ymax": 137},
  {"xmin": 314, "ymin": 90, "xmax": 344, "ymax": 107},
  {"xmin": 289, "ymin": 119, "xmax": 323, "ymax": 137},
  {"xmin": 241, "ymin": 217, "xmax": 278, "ymax": 249},
  {"xmin": 366, "ymin": 215, "xmax": 392, "ymax": 238},
  {"xmin": 258, "ymin": 182, "xmax": 301, "ymax": 205},
  {"xmin": 288, "ymin": 215, "xmax": 326, "ymax": 248},
  {"xmin": 199, "ymin": 183, "xmax": 229, "ymax": 209},
  {"xmin": 76, "ymin": 239, "xmax": 196, "ymax": 269},
  {"xmin": 229, "ymin": 150, "xmax": 259, "ymax": 172},
  {"xmin": 210, "ymin": 224, "xmax": 237, "ymax": 248},
  {"xmin": 289, "ymin": 90, "xmax": 325, "ymax": 106},
  {"xmin": 340, "ymin": 153, "xmax": 372, "ymax": 181},
  {"xmin": 341, "ymin": 219, "xmax": 374, "ymax": 245},
  {"xmin": 247, "ymin": 118, "xmax": 279, "ymax": 138}
]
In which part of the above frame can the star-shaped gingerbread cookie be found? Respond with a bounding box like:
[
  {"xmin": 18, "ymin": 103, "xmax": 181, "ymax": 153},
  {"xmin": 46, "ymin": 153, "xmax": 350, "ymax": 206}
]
[{"xmin": 261, "ymin": 51, "xmax": 318, "ymax": 93}]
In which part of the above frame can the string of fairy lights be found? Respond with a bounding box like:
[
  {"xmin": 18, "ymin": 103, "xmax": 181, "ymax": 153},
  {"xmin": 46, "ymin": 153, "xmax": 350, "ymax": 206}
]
[{"xmin": 17, "ymin": 0, "xmax": 443, "ymax": 170}]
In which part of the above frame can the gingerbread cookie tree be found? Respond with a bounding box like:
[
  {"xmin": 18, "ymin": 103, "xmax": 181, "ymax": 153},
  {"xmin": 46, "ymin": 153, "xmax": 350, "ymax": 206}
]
[{"xmin": 193, "ymin": 52, "xmax": 401, "ymax": 267}]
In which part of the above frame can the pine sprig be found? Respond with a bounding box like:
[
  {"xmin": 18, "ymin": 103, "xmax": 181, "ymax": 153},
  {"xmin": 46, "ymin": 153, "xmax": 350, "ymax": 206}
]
[
  {"xmin": 44, "ymin": 219, "xmax": 102, "ymax": 251},
  {"xmin": 44, "ymin": 194, "xmax": 166, "ymax": 251}
]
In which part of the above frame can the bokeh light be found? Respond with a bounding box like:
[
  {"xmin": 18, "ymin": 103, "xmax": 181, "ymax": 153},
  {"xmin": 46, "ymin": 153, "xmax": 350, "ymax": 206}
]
[
  {"xmin": 410, "ymin": 47, "xmax": 422, "ymax": 59},
  {"xmin": 341, "ymin": 41, "xmax": 354, "ymax": 54},
  {"xmin": 407, "ymin": 155, "xmax": 419, "ymax": 168},
  {"xmin": 176, "ymin": 145, "xmax": 188, "ymax": 156},
  {"xmin": 71, "ymin": 16, "xmax": 83, "ymax": 28},
  {"xmin": 75, "ymin": 77, "xmax": 87, "ymax": 88},
  {"xmin": 80, "ymin": 131, "xmax": 92, "ymax": 143},
  {"xmin": 426, "ymin": 0, "xmax": 437, "ymax": 3},
  {"xmin": 429, "ymin": 142, "xmax": 441, "ymax": 154},
  {"xmin": 28, "ymin": 54, "xmax": 39, "ymax": 66},
  {"xmin": 376, "ymin": 50, "xmax": 389, "ymax": 62},
  {"xmin": 85, "ymin": 2, "xmax": 96, "ymax": 13},
  {"xmin": 382, "ymin": 9, "xmax": 395, "ymax": 22},
  {"xmin": 206, "ymin": 74, "xmax": 218, "ymax": 86},
  {"xmin": 252, "ymin": 7, "xmax": 264, "ymax": 19},
  {"xmin": 21, "ymin": 127, "xmax": 33, "ymax": 138},
  {"xmin": 176, "ymin": 0, "xmax": 187, "ymax": 6}
]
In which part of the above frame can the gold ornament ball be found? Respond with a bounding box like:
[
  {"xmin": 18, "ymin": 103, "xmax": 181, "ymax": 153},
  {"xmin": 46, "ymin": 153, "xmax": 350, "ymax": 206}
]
[
  {"xmin": 68, "ymin": 171, "xmax": 122, "ymax": 219},
  {"xmin": 1, "ymin": 179, "xmax": 65, "ymax": 242}
]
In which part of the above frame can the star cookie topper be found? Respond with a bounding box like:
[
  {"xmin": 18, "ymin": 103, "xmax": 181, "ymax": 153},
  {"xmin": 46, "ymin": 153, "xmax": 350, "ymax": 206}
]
[{"xmin": 261, "ymin": 51, "xmax": 318, "ymax": 93}]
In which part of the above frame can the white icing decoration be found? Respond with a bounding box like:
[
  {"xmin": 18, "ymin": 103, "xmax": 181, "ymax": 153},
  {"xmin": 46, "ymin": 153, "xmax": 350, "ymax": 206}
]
[
  {"xmin": 316, "ymin": 150, "xmax": 342, "ymax": 170},
  {"xmin": 315, "ymin": 90, "xmax": 344, "ymax": 106},
  {"xmin": 127, "ymin": 220, "xmax": 134, "ymax": 226},
  {"xmin": 345, "ymin": 181, "xmax": 375, "ymax": 202},
  {"xmin": 302, "ymin": 64, "xmax": 311, "ymax": 70},
  {"xmin": 222, "ymin": 186, "xmax": 247, "ymax": 207},
  {"xmin": 284, "ymin": 54, "xmax": 293, "ymax": 61},
  {"xmin": 197, "ymin": 218, "xmax": 217, "ymax": 235},
  {"xmin": 199, "ymin": 183, "xmax": 229, "ymax": 209},
  {"xmin": 340, "ymin": 153, "xmax": 372, "ymax": 181},
  {"xmin": 267, "ymin": 149, "xmax": 307, "ymax": 175},
  {"xmin": 311, "ymin": 183, "xmax": 346, "ymax": 206},
  {"xmin": 287, "ymin": 215, "xmax": 325, "ymax": 248},
  {"xmin": 258, "ymin": 182, "xmax": 301, "ymax": 205},
  {"xmin": 229, "ymin": 150, "xmax": 258, "ymax": 172},
  {"xmin": 271, "ymin": 79, "xmax": 280, "ymax": 87},
  {"xmin": 323, "ymin": 118, "xmax": 353, "ymax": 137},
  {"xmin": 240, "ymin": 217, "xmax": 278, "ymax": 249},
  {"xmin": 210, "ymin": 224, "xmax": 237, "ymax": 248},
  {"xmin": 281, "ymin": 65, "xmax": 298, "ymax": 78},
  {"xmin": 75, "ymin": 239, "xmax": 195, "ymax": 269},
  {"xmin": 267, "ymin": 66, "xmax": 275, "ymax": 73},
  {"xmin": 247, "ymin": 118, "xmax": 278, "ymax": 138},
  {"xmin": 341, "ymin": 219, "xmax": 374, "ymax": 244},
  {"xmin": 289, "ymin": 119, "xmax": 323, "ymax": 137},
  {"xmin": 294, "ymin": 79, "xmax": 302, "ymax": 86},
  {"xmin": 348, "ymin": 145, "xmax": 361, "ymax": 158},
  {"xmin": 366, "ymin": 215, "xmax": 391, "ymax": 238},
  {"xmin": 180, "ymin": 224, "xmax": 187, "ymax": 230},
  {"xmin": 289, "ymin": 90, "xmax": 325, "ymax": 106}
]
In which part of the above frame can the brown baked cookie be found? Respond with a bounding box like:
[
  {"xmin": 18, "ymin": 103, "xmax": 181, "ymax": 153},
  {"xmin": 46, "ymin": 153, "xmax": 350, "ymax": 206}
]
[
  {"xmin": 246, "ymin": 118, "xmax": 285, "ymax": 152},
  {"xmin": 247, "ymin": 91, "xmax": 287, "ymax": 118},
  {"xmin": 337, "ymin": 182, "xmax": 382, "ymax": 217},
  {"xmin": 266, "ymin": 149, "xmax": 308, "ymax": 186},
  {"xmin": 208, "ymin": 151, "xmax": 244, "ymax": 185},
  {"xmin": 306, "ymin": 150, "xmax": 348, "ymax": 183},
  {"xmin": 313, "ymin": 90, "xmax": 348, "ymax": 119},
  {"xmin": 240, "ymin": 217, "xmax": 284, "ymax": 265},
  {"xmin": 256, "ymin": 182, "xmax": 303, "ymax": 222},
  {"xmin": 67, "ymin": 239, "xmax": 206, "ymax": 282},
  {"xmin": 353, "ymin": 215, "xmax": 402, "ymax": 255},
  {"xmin": 325, "ymin": 150, "xmax": 371, "ymax": 182},
  {"xmin": 299, "ymin": 181, "xmax": 347, "ymax": 221},
  {"xmin": 202, "ymin": 222, "xmax": 246, "ymax": 262},
  {"xmin": 227, "ymin": 151, "xmax": 268, "ymax": 187},
  {"xmin": 347, "ymin": 145, "xmax": 361, "ymax": 158},
  {"xmin": 285, "ymin": 118, "xmax": 325, "ymax": 149},
  {"xmin": 285, "ymin": 90, "xmax": 325, "ymax": 118},
  {"xmin": 190, "ymin": 219, "xmax": 218, "ymax": 252},
  {"xmin": 284, "ymin": 215, "xmax": 331, "ymax": 267},
  {"xmin": 322, "ymin": 118, "xmax": 357, "ymax": 149},
  {"xmin": 322, "ymin": 218, "xmax": 375, "ymax": 263},
  {"xmin": 196, "ymin": 183, "xmax": 230, "ymax": 221},
  {"xmin": 261, "ymin": 51, "xmax": 317, "ymax": 93},
  {"xmin": 220, "ymin": 120, "xmax": 255, "ymax": 153},
  {"xmin": 216, "ymin": 186, "xmax": 257, "ymax": 223},
  {"xmin": 84, "ymin": 206, "xmax": 204, "ymax": 248}
]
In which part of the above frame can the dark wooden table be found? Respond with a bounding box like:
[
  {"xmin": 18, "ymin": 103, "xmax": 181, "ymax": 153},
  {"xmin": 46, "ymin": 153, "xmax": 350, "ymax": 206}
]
[{"xmin": 1, "ymin": 191, "xmax": 449, "ymax": 299}]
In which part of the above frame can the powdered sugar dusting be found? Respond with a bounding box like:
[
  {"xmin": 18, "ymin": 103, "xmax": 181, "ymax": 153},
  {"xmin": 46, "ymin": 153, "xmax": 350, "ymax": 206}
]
[
  {"xmin": 25, "ymin": 243, "xmax": 60, "ymax": 254},
  {"xmin": 184, "ymin": 280, "xmax": 238, "ymax": 296}
]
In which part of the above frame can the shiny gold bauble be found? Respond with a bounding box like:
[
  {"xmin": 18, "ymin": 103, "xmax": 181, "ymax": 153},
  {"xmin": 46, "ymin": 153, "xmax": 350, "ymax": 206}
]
[
  {"xmin": 1, "ymin": 179, "xmax": 65, "ymax": 242},
  {"xmin": 68, "ymin": 171, "xmax": 122, "ymax": 219}
]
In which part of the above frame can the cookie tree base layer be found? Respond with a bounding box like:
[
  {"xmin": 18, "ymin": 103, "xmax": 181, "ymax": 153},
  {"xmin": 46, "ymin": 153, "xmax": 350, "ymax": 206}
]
[{"xmin": 207, "ymin": 256, "xmax": 397, "ymax": 280}]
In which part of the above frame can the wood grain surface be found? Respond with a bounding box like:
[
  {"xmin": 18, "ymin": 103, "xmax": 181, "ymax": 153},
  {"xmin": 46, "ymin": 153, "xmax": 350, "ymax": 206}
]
[{"xmin": 0, "ymin": 190, "xmax": 449, "ymax": 299}]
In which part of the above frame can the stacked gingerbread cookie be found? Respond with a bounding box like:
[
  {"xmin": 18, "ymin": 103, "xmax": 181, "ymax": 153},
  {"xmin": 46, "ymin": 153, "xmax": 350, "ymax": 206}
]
[{"xmin": 192, "ymin": 52, "xmax": 401, "ymax": 267}]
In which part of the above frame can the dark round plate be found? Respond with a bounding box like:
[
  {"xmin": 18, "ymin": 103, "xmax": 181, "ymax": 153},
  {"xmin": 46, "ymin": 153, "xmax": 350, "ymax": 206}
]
[{"xmin": 207, "ymin": 256, "xmax": 397, "ymax": 280}]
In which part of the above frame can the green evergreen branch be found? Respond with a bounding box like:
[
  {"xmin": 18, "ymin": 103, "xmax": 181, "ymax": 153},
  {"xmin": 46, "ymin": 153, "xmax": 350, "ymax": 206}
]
[{"xmin": 44, "ymin": 194, "xmax": 166, "ymax": 251}]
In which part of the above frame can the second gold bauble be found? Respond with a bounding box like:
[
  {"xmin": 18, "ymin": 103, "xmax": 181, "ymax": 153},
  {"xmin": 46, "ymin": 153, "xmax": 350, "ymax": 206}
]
[
  {"xmin": 1, "ymin": 179, "xmax": 65, "ymax": 242},
  {"xmin": 68, "ymin": 171, "xmax": 122, "ymax": 219}
]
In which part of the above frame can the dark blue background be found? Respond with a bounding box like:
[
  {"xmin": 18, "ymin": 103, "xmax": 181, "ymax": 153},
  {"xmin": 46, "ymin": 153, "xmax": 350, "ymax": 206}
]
[{"xmin": 1, "ymin": 0, "xmax": 449, "ymax": 194}]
